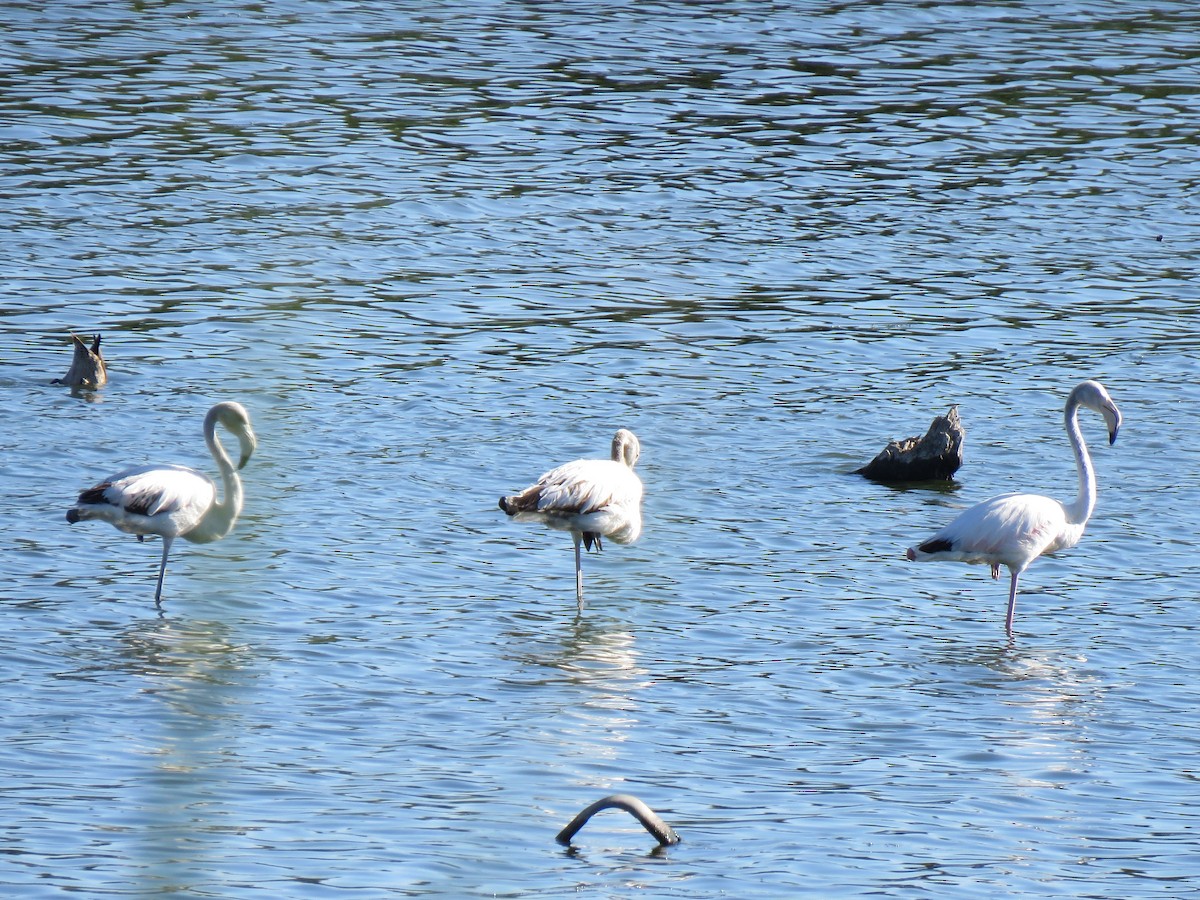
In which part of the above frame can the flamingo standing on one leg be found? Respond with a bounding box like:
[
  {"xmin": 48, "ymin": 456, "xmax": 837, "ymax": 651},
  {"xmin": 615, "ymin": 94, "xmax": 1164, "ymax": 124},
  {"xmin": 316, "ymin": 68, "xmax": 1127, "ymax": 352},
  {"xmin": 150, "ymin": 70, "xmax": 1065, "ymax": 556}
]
[
  {"xmin": 906, "ymin": 380, "xmax": 1121, "ymax": 634},
  {"xmin": 499, "ymin": 429, "xmax": 643, "ymax": 611},
  {"xmin": 66, "ymin": 401, "xmax": 257, "ymax": 606}
]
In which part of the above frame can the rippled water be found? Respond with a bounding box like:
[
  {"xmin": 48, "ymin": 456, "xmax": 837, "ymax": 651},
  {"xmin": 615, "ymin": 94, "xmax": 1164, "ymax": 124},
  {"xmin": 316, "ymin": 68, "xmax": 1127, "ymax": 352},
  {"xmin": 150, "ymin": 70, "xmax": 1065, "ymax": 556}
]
[{"xmin": 4, "ymin": 1, "xmax": 1200, "ymax": 897}]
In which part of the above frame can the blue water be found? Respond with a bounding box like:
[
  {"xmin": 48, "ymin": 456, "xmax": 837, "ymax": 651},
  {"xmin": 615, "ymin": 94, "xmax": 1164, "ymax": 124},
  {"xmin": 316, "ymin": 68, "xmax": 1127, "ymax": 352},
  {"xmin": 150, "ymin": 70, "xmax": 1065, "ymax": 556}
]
[{"xmin": 3, "ymin": 1, "xmax": 1200, "ymax": 897}]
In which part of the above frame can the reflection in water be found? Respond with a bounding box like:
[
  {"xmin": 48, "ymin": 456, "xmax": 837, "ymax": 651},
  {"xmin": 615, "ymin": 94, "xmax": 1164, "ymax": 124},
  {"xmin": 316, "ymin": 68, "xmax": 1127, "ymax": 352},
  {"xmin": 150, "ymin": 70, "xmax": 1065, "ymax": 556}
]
[
  {"xmin": 923, "ymin": 638, "xmax": 1111, "ymax": 795},
  {"xmin": 63, "ymin": 386, "xmax": 107, "ymax": 404},
  {"xmin": 110, "ymin": 615, "xmax": 263, "ymax": 894},
  {"xmin": 501, "ymin": 612, "xmax": 651, "ymax": 770}
]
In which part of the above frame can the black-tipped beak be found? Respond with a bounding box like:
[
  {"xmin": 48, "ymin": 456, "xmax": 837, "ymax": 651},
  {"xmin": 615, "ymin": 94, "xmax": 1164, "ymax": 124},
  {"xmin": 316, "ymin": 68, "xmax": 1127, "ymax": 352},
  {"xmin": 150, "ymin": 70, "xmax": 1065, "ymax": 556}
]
[
  {"xmin": 238, "ymin": 429, "xmax": 257, "ymax": 470},
  {"xmin": 1104, "ymin": 403, "xmax": 1121, "ymax": 446}
]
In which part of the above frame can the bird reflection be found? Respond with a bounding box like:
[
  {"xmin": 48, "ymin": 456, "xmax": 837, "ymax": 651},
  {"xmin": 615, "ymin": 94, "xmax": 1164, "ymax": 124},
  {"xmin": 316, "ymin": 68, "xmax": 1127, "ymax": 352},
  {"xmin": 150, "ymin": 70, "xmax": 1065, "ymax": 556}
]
[
  {"xmin": 924, "ymin": 636, "xmax": 1108, "ymax": 789},
  {"xmin": 499, "ymin": 610, "xmax": 652, "ymax": 769},
  {"xmin": 505, "ymin": 612, "xmax": 649, "ymax": 692},
  {"xmin": 97, "ymin": 613, "xmax": 265, "ymax": 891}
]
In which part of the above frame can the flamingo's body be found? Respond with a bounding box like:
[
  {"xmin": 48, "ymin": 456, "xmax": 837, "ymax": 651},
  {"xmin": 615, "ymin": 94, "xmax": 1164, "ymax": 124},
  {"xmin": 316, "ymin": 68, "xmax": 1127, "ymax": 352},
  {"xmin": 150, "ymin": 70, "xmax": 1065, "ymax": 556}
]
[
  {"xmin": 906, "ymin": 380, "xmax": 1121, "ymax": 634},
  {"xmin": 500, "ymin": 429, "xmax": 643, "ymax": 609},
  {"xmin": 67, "ymin": 401, "xmax": 257, "ymax": 605}
]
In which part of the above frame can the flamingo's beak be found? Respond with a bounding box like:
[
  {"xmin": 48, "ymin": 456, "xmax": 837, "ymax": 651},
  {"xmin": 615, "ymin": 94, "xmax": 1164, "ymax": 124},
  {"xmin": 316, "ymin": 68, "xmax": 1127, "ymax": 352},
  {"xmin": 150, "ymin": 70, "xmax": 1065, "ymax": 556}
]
[
  {"xmin": 238, "ymin": 427, "xmax": 257, "ymax": 470},
  {"xmin": 1103, "ymin": 402, "xmax": 1121, "ymax": 445}
]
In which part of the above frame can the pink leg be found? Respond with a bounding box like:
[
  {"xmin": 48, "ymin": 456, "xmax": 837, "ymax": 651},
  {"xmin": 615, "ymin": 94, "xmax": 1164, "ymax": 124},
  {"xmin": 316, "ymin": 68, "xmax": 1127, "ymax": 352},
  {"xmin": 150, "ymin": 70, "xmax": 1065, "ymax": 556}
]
[{"xmin": 1004, "ymin": 570, "xmax": 1019, "ymax": 635}]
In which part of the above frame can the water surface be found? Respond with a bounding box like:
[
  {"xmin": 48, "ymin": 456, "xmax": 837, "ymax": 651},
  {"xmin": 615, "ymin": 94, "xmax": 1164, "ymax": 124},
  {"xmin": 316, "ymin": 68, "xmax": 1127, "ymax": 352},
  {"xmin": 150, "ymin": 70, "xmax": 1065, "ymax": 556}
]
[{"xmin": 3, "ymin": 1, "xmax": 1200, "ymax": 897}]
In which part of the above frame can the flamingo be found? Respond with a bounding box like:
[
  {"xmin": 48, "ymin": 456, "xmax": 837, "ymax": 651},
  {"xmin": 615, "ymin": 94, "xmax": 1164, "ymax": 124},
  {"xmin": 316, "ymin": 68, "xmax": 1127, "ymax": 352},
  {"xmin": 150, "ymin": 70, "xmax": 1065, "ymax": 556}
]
[
  {"xmin": 906, "ymin": 380, "xmax": 1121, "ymax": 634},
  {"xmin": 66, "ymin": 401, "xmax": 257, "ymax": 605},
  {"xmin": 499, "ymin": 429, "xmax": 643, "ymax": 610}
]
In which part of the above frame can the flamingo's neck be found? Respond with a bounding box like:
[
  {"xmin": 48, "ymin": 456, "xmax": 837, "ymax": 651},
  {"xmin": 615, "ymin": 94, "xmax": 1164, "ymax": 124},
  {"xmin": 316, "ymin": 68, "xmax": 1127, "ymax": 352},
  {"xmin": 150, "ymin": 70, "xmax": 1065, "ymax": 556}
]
[
  {"xmin": 611, "ymin": 433, "xmax": 639, "ymax": 469},
  {"xmin": 1062, "ymin": 399, "xmax": 1096, "ymax": 526},
  {"xmin": 188, "ymin": 414, "xmax": 243, "ymax": 542}
]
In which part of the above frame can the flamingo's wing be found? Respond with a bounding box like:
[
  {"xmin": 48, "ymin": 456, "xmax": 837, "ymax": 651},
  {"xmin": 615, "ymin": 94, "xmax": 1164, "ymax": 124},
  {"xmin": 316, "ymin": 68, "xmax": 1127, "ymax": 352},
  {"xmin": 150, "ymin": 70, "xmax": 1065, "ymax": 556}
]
[
  {"xmin": 82, "ymin": 464, "xmax": 215, "ymax": 519},
  {"xmin": 922, "ymin": 492, "xmax": 1067, "ymax": 566},
  {"xmin": 534, "ymin": 459, "xmax": 640, "ymax": 515}
]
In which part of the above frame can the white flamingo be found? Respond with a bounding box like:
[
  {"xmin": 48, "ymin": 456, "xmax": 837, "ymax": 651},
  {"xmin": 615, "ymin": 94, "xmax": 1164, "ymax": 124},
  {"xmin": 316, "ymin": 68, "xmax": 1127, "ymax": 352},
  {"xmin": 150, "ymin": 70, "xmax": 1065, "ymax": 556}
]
[
  {"xmin": 499, "ymin": 429, "xmax": 643, "ymax": 610},
  {"xmin": 67, "ymin": 401, "xmax": 257, "ymax": 605},
  {"xmin": 906, "ymin": 380, "xmax": 1121, "ymax": 634}
]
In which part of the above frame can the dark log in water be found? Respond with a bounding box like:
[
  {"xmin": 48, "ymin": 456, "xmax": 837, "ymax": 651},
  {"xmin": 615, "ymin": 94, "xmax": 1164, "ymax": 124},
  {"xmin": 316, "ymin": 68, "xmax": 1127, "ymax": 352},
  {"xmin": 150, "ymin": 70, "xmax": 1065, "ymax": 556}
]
[{"xmin": 855, "ymin": 406, "xmax": 964, "ymax": 482}]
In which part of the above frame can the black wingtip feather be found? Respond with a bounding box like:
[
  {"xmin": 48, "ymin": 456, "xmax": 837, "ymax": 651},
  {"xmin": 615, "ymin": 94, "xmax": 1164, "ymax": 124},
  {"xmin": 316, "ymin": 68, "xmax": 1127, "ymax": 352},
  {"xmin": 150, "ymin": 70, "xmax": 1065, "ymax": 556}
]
[
  {"xmin": 919, "ymin": 538, "xmax": 954, "ymax": 554},
  {"xmin": 76, "ymin": 485, "xmax": 110, "ymax": 506}
]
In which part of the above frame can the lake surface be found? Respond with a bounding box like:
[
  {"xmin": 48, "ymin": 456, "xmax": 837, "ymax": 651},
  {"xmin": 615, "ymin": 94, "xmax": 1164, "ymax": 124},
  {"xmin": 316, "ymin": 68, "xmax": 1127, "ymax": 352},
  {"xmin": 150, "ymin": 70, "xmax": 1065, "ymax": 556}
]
[{"xmin": 3, "ymin": 1, "xmax": 1200, "ymax": 896}]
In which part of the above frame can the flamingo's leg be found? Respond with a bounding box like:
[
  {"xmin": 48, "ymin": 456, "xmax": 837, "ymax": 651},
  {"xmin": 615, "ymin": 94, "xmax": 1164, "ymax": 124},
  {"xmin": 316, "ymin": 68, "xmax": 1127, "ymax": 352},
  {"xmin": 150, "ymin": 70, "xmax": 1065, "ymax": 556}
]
[
  {"xmin": 154, "ymin": 536, "xmax": 173, "ymax": 607},
  {"xmin": 1004, "ymin": 570, "xmax": 1020, "ymax": 635}
]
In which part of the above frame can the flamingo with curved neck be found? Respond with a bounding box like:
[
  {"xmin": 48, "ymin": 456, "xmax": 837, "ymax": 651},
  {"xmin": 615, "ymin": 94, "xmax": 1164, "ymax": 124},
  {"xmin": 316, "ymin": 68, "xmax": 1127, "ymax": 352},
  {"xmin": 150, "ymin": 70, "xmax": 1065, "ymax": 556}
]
[{"xmin": 67, "ymin": 401, "xmax": 257, "ymax": 605}]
